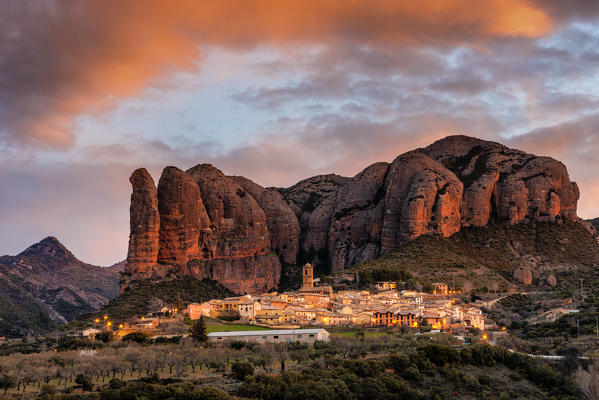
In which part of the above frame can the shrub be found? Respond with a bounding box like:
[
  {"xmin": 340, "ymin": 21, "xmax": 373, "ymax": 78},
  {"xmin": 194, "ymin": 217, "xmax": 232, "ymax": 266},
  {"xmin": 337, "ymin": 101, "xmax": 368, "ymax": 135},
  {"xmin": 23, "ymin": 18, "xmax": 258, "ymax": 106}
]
[
  {"xmin": 121, "ymin": 332, "xmax": 148, "ymax": 344},
  {"xmin": 231, "ymin": 362, "xmax": 255, "ymax": 380},
  {"xmin": 75, "ymin": 374, "xmax": 93, "ymax": 391},
  {"xmin": 109, "ymin": 378, "xmax": 125, "ymax": 389}
]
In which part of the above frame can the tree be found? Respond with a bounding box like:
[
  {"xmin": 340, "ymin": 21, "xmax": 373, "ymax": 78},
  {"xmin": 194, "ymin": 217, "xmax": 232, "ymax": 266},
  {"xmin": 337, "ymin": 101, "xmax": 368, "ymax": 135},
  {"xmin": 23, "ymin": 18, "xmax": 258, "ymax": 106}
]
[
  {"xmin": 191, "ymin": 317, "xmax": 208, "ymax": 342},
  {"xmin": 576, "ymin": 362, "xmax": 599, "ymax": 400},
  {"xmin": 0, "ymin": 374, "xmax": 17, "ymax": 395}
]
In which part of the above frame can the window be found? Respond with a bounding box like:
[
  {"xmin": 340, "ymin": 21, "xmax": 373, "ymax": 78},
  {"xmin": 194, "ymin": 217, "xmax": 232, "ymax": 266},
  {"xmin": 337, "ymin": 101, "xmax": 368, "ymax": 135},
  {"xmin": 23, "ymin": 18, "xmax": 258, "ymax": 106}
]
[
  {"xmin": 309, "ymin": 334, "xmax": 315, "ymax": 338},
  {"xmin": 273, "ymin": 335, "xmax": 279, "ymax": 339},
  {"xmin": 297, "ymin": 334, "xmax": 302, "ymax": 338},
  {"xmin": 262, "ymin": 336, "xmax": 267, "ymax": 339}
]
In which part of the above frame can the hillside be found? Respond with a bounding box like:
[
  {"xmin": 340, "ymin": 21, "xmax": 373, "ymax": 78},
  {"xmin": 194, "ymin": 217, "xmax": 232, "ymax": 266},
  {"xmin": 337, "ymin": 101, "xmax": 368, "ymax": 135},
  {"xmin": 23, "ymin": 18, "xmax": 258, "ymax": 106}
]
[
  {"xmin": 70, "ymin": 277, "xmax": 233, "ymax": 327},
  {"xmin": 354, "ymin": 220, "xmax": 599, "ymax": 291},
  {"xmin": 588, "ymin": 217, "xmax": 599, "ymax": 232},
  {"xmin": 0, "ymin": 237, "xmax": 121, "ymax": 337}
]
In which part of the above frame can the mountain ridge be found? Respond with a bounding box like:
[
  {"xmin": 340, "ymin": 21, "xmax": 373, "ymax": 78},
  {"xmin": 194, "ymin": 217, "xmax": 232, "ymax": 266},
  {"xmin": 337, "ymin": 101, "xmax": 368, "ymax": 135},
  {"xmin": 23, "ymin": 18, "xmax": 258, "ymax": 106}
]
[
  {"xmin": 0, "ymin": 236, "xmax": 121, "ymax": 337},
  {"xmin": 125, "ymin": 134, "xmax": 580, "ymax": 293}
]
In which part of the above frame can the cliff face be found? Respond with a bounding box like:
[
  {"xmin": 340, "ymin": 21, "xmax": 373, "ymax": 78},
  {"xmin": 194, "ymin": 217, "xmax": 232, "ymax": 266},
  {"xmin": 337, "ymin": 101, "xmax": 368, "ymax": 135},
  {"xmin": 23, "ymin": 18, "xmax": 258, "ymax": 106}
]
[
  {"xmin": 125, "ymin": 135, "xmax": 580, "ymax": 287},
  {"xmin": 124, "ymin": 165, "xmax": 281, "ymax": 294},
  {"xmin": 421, "ymin": 136, "xmax": 579, "ymax": 226},
  {"xmin": 127, "ymin": 168, "xmax": 160, "ymax": 273},
  {"xmin": 230, "ymin": 176, "xmax": 300, "ymax": 265}
]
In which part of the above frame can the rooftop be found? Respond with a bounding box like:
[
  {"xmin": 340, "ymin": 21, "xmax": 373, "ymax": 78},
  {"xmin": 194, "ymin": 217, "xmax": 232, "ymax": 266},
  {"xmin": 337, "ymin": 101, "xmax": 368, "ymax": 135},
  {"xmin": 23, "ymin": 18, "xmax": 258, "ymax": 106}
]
[{"xmin": 207, "ymin": 328, "xmax": 328, "ymax": 337}]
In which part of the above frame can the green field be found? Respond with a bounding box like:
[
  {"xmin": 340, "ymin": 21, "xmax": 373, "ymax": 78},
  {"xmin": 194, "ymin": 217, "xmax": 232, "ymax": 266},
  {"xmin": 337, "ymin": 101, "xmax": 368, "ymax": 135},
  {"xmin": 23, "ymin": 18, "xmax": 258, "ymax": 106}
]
[
  {"xmin": 327, "ymin": 327, "xmax": 387, "ymax": 338},
  {"xmin": 204, "ymin": 319, "xmax": 272, "ymax": 333}
]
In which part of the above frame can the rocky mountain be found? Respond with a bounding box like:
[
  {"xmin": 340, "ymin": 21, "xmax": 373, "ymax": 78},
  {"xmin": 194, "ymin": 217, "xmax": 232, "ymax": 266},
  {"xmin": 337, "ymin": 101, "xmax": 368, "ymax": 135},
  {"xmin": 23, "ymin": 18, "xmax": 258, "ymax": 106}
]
[
  {"xmin": 123, "ymin": 166, "xmax": 281, "ymax": 294},
  {"xmin": 125, "ymin": 135, "xmax": 580, "ymax": 292},
  {"xmin": 0, "ymin": 237, "xmax": 121, "ymax": 337}
]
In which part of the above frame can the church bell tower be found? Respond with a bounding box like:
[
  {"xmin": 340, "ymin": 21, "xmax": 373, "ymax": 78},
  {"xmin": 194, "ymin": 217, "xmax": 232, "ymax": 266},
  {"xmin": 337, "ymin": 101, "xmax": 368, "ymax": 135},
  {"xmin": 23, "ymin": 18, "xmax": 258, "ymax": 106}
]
[{"xmin": 302, "ymin": 263, "xmax": 313, "ymax": 289}]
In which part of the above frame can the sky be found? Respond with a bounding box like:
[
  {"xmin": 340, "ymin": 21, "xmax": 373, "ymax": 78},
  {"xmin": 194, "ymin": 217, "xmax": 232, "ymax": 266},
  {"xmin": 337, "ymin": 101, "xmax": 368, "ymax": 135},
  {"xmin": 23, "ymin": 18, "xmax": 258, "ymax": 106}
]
[{"xmin": 1, "ymin": 0, "xmax": 599, "ymax": 265}]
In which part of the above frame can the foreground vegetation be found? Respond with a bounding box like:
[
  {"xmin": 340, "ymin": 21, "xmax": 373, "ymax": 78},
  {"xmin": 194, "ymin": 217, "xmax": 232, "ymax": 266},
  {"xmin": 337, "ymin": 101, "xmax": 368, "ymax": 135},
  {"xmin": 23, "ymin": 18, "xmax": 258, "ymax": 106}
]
[{"xmin": 0, "ymin": 330, "xmax": 591, "ymax": 400}]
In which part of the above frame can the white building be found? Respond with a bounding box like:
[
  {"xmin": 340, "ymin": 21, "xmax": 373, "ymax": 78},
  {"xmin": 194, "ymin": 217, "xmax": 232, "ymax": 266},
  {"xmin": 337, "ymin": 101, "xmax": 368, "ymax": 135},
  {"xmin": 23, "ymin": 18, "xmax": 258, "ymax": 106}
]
[
  {"xmin": 207, "ymin": 328, "xmax": 330, "ymax": 343},
  {"xmin": 81, "ymin": 328, "xmax": 101, "ymax": 338}
]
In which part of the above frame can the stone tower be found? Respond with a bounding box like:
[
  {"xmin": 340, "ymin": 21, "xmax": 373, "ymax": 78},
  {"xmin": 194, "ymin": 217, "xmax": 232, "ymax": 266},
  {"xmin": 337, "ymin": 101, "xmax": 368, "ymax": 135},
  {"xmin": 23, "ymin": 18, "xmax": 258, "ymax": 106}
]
[{"xmin": 302, "ymin": 263, "xmax": 313, "ymax": 289}]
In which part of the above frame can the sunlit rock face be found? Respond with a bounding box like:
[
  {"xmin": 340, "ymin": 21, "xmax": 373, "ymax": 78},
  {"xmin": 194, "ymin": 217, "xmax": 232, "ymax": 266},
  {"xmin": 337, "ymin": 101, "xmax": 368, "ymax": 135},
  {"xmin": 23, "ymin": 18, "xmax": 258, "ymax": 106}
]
[
  {"xmin": 125, "ymin": 135, "xmax": 580, "ymax": 286},
  {"xmin": 124, "ymin": 165, "xmax": 281, "ymax": 294},
  {"xmin": 421, "ymin": 135, "xmax": 579, "ymax": 226},
  {"xmin": 127, "ymin": 168, "xmax": 160, "ymax": 273}
]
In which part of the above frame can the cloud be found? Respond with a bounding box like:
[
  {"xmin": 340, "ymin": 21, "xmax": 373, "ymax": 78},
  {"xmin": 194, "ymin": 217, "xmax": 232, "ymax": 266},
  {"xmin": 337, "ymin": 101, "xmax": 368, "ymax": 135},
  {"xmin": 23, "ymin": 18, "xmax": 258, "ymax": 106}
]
[{"xmin": 0, "ymin": 0, "xmax": 559, "ymax": 148}]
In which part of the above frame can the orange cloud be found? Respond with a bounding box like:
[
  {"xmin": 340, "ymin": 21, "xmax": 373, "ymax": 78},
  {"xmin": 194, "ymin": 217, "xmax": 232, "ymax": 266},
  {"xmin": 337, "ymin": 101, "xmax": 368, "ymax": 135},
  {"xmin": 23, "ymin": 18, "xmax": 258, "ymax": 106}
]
[{"xmin": 1, "ymin": 0, "xmax": 555, "ymax": 147}]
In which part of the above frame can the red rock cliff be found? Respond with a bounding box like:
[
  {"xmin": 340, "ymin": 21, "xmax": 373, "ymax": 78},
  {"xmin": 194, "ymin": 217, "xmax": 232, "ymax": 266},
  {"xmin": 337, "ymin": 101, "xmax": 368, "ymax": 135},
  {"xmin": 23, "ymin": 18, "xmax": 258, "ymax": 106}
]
[
  {"xmin": 127, "ymin": 168, "xmax": 160, "ymax": 274},
  {"xmin": 125, "ymin": 135, "xmax": 580, "ymax": 285}
]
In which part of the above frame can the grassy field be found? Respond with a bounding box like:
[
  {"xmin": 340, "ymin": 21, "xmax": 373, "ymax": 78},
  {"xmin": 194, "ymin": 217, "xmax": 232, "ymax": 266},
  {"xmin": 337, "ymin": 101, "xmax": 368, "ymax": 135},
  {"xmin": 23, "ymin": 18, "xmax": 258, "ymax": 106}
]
[
  {"xmin": 203, "ymin": 318, "xmax": 272, "ymax": 333},
  {"xmin": 327, "ymin": 327, "xmax": 387, "ymax": 338}
]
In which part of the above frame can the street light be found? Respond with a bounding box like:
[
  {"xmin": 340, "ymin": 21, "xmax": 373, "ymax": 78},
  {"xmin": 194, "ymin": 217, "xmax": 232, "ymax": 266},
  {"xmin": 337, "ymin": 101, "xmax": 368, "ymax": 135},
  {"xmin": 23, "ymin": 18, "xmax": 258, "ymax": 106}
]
[
  {"xmin": 482, "ymin": 334, "xmax": 488, "ymax": 340},
  {"xmin": 103, "ymin": 315, "xmax": 108, "ymax": 321}
]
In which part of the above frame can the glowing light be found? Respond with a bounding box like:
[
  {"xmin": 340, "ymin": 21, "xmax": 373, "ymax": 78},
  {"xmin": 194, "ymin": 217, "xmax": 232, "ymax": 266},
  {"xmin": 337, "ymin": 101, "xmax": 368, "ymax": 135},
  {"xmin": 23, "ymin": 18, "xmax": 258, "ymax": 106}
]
[
  {"xmin": 103, "ymin": 315, "xmax": 108, "ymax": 320},
  {"xmin": 482, "ymin": 334, "xmax": 488, "ymax": 340}
]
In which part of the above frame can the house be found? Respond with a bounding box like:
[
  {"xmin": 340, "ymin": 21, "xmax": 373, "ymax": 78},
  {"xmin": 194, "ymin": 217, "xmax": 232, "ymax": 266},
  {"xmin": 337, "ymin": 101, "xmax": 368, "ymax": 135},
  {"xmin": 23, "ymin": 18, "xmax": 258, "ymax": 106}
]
[
  {"xmin": 207, "ymin": 328, "xmax": 330, "ymax": 343},
  {"xmin": 463, "ymin": 309, "xmax": 485, "ymax": 330},
  {"xmin": 185, "ymin": 302, "xmax": 212, "ymax": 319},
  {"xmin": 238, "ymin": 301, "xmax": 262, "ymax": 319},
  {"xmin": 375, "ymin": 282, "xmax": 398, "ymax": 291},
  {"xmin": 432, "ymin": 283, "xmax": 448, "ymax": 295},
  {"xmin": 82, "ymin": 328, "xmax": 101, "ymax": 338}
]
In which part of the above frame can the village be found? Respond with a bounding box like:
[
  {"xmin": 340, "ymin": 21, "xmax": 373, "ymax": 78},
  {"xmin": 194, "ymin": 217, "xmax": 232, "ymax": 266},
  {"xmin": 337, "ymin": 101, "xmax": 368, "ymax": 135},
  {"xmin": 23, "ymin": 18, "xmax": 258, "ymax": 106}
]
[
  {"xmin": 186, "ymin": 264, "xmax": 486, "ymax": 331},
  {"xmin": 81, "ymin": 264, "xmax": 490, "ymax": 343}
]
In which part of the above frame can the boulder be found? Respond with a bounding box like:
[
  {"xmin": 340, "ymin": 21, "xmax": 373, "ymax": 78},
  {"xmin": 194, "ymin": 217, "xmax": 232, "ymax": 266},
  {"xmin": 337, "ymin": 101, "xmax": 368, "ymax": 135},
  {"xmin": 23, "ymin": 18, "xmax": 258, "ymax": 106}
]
[{"xmin": 513, "ymin": 266, "xmax": 533, "ymax": 285}]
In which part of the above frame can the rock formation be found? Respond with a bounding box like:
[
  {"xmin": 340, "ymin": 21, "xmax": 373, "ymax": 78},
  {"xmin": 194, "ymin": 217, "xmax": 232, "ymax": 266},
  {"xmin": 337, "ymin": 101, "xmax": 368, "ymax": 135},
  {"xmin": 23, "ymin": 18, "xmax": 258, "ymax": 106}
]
[
  {"xmin": 421, "ymin": 135, "xmax": 579, "ymax": 226},
  {"xmin": 127, "ymin": 168, "xmax": 160, "ymax": 273},
  {"xmin": 230, "ymin": 176, "xmax": 300, "ymax": 265},
  {"xmin": 157, "ymin": 166, "xmax": 211, "ymax": 265},
  {"xmin": 125, "ymin": 135, "xmax": 580, "ymax": 289},
  {"xmin": 124, "ymin": 165, "xmax": 281, "ymax": 294},
  {"xmin": 513, "ymin": 266, "xmax": 533, "ymax": 285}
]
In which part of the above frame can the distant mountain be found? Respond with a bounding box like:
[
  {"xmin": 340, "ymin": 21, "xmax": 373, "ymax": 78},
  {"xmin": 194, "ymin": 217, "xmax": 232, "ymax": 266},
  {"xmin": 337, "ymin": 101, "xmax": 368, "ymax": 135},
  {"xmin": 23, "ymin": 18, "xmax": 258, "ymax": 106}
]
[{"xmin": 0, "ymin": 237, "xmax": 121, "ymax": 337}]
